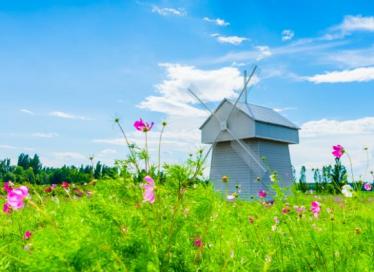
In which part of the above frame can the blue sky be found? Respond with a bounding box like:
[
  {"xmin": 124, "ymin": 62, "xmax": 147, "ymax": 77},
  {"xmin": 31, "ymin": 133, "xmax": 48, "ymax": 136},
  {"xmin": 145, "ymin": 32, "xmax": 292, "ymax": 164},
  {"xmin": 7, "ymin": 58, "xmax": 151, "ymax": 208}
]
[{"xmin": 0, "ymin": 0, "xmax": 373, "ymax": 179}]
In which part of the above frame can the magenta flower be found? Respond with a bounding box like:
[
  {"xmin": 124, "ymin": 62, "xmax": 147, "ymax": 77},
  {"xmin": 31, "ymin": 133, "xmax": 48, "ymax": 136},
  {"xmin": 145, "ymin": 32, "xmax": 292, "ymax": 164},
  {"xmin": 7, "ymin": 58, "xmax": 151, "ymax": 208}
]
[
  {"xmin": 258, "ymin": 190, "xmax": 267, "ymax": 198},
  {"xmin": 332, "ymin": 145, "xmax": 345, "ymax": 159},
  {"xmin": 61, "ymin": 181, "xmax": 69, "ymax": 189},
  {"xmin": 7, "ymin": 186, "xmax": 29, "ymax": 210},
  {"xmin": 23, "ymin": 231, "xmax": 32, "ymax": 240},
  {"xmin": 3, "ymin": 182, "xmax": 12, "ymax": 193},
  {"xmin": 134, "ymin": 118, "xmax": 154, "ymax": 132},
  {"xmin": 3, "ymin": 203, "xmax": 11, "ymax": 214},
  {"xmin": 311, "ymin": 201, "xmax": 321, "ymax": 218},
  {"xmin": 363, "ymin": 183, "xmax": 372, "ymax": 191},
  {"xmin": 143, "ymin": 176, "xmax": 155, "ymax": 204},
  {"xmin": 194, "ymin": 238, "xmax": 203, "ymax": 248}
]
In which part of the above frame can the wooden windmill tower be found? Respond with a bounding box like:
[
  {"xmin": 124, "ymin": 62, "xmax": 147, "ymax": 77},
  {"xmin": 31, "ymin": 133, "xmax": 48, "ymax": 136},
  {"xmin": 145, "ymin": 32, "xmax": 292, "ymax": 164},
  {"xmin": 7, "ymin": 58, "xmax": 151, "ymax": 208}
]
[{"xmin": 188, "ymin": 66, "xmax": 299, "ymax": 198}]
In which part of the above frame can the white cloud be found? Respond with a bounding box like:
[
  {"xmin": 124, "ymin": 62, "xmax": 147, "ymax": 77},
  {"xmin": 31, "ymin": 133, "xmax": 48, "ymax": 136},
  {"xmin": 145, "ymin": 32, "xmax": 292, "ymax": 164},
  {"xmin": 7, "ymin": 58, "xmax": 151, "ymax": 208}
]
[
  {"xmin": 306, "ymin": 66, "xmax": 374, "ymax": 83},
  {"xmin": 282, "ymin": 29, "xmax": 295, "ymax": 41},
  {"xmin": 301, "ymin": 117, "xmax": 374, "ymax": 137},
  {"xmin": 324, "ymin": 46, "xmax": 374, "ymax": 68},
  {"xmin": 341, "ymin": 15, "xmax": 374, "ymax": 32},
  {"xmin": 31, "ymin": 132, "xmax": 59, "ymax": 138},
  {"xmin": 203, "ymin": 17, "xmax": 229, "ymax": 26},
  {"xmin": 49, "ymin": 111, "xmax": 91, "ymax": 120},
  {"xmin": 152, "ymin": 6, "xmax": 186, "ymax": 16},
  {"xmin": 291, "ymin": 117, "xmax": 374, "ymax": 181},
  {"xmin": 20, "ymin": 109, "xmax": 35, "ymax": 115},
  {"xmin": 324, "ymin": 15, "xmax": 374, "ymax": 40},
  {"xmin": 211, "ymin": 33, "xmax": 248, "ymax": 45},
  {"xmin": 255, "ymin": 46, "xmax": 272, "ymax": 60},
  {"xmin": 138, "ymin": 63, "xmax": 249, "ymax": 117}
]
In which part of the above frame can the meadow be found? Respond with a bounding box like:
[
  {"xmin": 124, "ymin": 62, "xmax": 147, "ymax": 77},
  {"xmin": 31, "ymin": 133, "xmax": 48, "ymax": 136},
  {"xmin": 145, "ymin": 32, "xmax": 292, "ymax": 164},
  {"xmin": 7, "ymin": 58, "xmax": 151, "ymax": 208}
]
[
  {"xmin": 0, "ymin": 176, "xmax": 373, "ymax": 271},
  {"xmin": 1, "ymin": 119, "xmax": 373, "ymax": 271}
]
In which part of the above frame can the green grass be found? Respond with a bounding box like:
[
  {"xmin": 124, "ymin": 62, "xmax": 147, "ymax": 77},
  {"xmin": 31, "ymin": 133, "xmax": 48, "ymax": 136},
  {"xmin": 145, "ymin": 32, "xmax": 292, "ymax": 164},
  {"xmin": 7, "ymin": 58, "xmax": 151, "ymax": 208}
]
[{"xmin": 1, "ymin": 179, "xmax": 373, "ymax": 271}]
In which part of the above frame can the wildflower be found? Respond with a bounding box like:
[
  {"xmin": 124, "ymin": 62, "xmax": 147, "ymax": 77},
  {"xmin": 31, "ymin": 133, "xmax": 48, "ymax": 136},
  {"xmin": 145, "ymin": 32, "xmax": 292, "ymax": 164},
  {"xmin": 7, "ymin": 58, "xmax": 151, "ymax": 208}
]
[
  {"xmin": 271, "ymin": 225, "xmax": 277, "ymax": 231},
  {"xmin": 143, "ymin": 176, "xmax": 155, "ymax": 204},
  {"xmin": 294, "ymin": 205, "xmax": 305, "ymax": 218},
  {"xmin": 194, "ymin": 238, "xmax": 203, "ymax": 248},
  {"xmin": 226, "ymin": 194, "xmax": 236, "ymax": 202},
  {"xmin": 282, "ymin": 206, "xmax": 290, "ymax": 214},
  {"xmin": 258, "ymin": 190, "xmax": 267, "ymax": 198},
  {"xmin": 3, "ymin": 203, "xmax": 11, "ymax": 214},
  {"xmin": 341, "ymin": 184, "xmax": 353, "ymax": 197},
  {"xmin": 355, "ymin": 227, "xmax": 362, "ymax": 235},
  {"xmin": 363, "ymin": 183, "xmax": 372, "ymax": 191},
  {"xmin": 248, "ymin": 216, "xmax": 255, "ymax": 224},
  {"xmin": 44, "ymin": 186, "xmax": 52, "ymax": 193},
  {"xmin": 332, "ymin": 145, "xmax": 345, "ymax": 159},
  {"xmin": 61, "ymin": 182, "xmax": 70, "ymax": 189},
  {"xmin": 274, "ymin": 216, "xmax": 280, "ymax": 224},
  {"xmin": 270, "ymin": 172, "xmax": 278, "ymax": 183},
  {"xmin": 51, "ymin": 184, "xmax": 57, "ymax": 189},
  {"xmin": 294, "ymin": 205, "xmax": 305, "ymax": 214},
  {"xmin": 3, "ymin": 182, "xmax": 12, "ymax": 193},
  {"xmin": 7, "ymin": 186, "xmax": 29, "ymax": 210},
  {"xmin": 23, "ymin": 231, "xmax": 32, "ymax": 240},
  {"xmin": 311, "ymin": 201, "xmax": 321, "ymax": 217},
  {"xmin": 221, "ymin": 176, "xmax": 229, "ymax": 183},
  {"xmin": 134, "ymin": 118, "xmax": 154, "ymax": 132},
  {"xmin": 73, "ymin": 189, "xmax": 84, "ymax": 197}
]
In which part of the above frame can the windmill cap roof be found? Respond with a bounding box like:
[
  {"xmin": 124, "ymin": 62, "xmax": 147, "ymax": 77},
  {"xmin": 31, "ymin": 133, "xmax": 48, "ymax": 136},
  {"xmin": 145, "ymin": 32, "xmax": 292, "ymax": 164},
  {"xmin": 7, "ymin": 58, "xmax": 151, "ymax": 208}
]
[{"xmin": 200, "ymin": 98, "xmax": 300, "ymax": 130}]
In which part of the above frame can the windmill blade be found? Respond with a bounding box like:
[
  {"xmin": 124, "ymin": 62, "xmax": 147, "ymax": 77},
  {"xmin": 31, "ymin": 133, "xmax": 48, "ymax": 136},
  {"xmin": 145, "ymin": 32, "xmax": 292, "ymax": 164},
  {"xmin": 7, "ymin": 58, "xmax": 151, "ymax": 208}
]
[
  {"xmin": 187, "ymin": 88, "xmax": 223, "ymax": 126},
  {"xmin": 225, "ymin": 65, "xmax": 257, "ymax": 122},
  {"xmin": 226, "ymin": 128, "xmax": 267, "ymax": 173},
  {"xmin": 187, "ymin": 88, "xmax": 214, "ymax": 115}
]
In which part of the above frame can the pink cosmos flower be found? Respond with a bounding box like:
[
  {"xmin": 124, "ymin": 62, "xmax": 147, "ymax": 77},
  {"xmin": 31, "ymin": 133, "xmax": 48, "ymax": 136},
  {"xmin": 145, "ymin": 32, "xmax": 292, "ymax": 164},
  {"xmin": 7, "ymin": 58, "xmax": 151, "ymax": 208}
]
[
  {"xmin": 61, "ymin": 182, "xmax": 69, "ymax": 189},
  {"xmin": 3, "ymin": 182, "xmax": 12, "ymax": 193},
  {"xmin": 3, "ymin": 203, "xmax": 11, "ymax": 214},
  {"xmin": 7, "ymin": 186, "xmax": 29, "ymax": 210},
  {"xmin": 134, "ymin": 118, "xmax": 154, "ymax": 132},
  {"xmin": 294, "ymin": 205, "xmax": 305, "ymax": 215},
  {"xmin": 258, "ymin": 190, "xmax": 267, "ymax": 198},
  {"xmin": 194, "ymin": 238, "xmax": 203, "ymax": 248},
  {"xmin": 332, "ymin": 145, "xmax": 345, "ymax": 159},
  {"xmin": 23, "ymin": 231, "xmax": 32, "ymax": 240},
  {"xmin": 143, "ymin": 176, "xmax": 155, "ymax": 204},
  {"xmin": 363, "ymin": 183, "xmax": 372, "ymax": 191},
  {"xmin": 311, "ymin": 201, "xmax": 321, "ymax": 218}
]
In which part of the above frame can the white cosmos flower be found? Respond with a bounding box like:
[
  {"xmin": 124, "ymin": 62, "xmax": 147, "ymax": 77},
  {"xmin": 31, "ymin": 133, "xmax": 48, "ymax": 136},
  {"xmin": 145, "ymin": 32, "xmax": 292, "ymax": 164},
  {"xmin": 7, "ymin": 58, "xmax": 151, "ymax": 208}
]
[
  {"xmin": 341, "ymin": 184, "xmax": 353, "ymax": 198},
  {"xmin": 226, "ymin": 194, "xmax": 236, "ymax": 202}
]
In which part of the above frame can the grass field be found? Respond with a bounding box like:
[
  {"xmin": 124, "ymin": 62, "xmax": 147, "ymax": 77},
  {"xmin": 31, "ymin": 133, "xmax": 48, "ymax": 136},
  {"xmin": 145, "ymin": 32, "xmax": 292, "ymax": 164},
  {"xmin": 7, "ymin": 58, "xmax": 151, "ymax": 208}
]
[{"xmin": 1, "ymin": 178, "xmax": 373, "ymax": 271}]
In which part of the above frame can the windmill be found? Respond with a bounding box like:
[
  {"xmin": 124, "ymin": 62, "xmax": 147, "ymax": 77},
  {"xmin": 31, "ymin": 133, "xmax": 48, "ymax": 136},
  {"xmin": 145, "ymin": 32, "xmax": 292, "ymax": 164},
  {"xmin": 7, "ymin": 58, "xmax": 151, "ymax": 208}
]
[{"xmin": 187, "ymin": 66, "xmax": 299, "ymax": 199}]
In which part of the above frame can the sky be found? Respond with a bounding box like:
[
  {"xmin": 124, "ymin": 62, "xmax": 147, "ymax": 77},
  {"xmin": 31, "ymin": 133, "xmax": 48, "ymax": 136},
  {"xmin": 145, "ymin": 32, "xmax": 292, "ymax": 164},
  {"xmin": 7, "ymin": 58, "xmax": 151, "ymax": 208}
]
[{"xmin": 0, "ymin": 0, "xmax": 373, "ymax": 181}]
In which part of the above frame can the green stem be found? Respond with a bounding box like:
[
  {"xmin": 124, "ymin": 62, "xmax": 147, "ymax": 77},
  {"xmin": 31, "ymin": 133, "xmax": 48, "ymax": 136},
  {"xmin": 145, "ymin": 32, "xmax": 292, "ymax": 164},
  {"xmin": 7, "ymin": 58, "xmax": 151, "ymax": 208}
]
[
  {"xmin": 158, "ymin": 126, "xmax": 165, "ymax": 175},
  {"xmin": 116, "ymin": 122, "xmax": 140, "ymax": 173},
  {"xmin": 145, "ymin": 132, "xmax": 149, "ymax": 173}
]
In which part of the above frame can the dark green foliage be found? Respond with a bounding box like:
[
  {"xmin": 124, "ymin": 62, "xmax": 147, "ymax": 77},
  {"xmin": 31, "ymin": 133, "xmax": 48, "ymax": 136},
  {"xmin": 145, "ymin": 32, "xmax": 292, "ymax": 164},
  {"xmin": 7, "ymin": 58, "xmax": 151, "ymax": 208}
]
[{"xmin": 0, "ymin": 153, "xmax": 120, "ymax": 185}]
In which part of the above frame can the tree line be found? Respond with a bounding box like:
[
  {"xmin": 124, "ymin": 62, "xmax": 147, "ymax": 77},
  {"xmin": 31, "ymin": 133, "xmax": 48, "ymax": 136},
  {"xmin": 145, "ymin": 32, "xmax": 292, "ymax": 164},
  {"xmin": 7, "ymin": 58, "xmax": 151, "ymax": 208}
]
[{"xmin": 0, "ymin": 153, "xmax": 119, "ymax": 185}]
